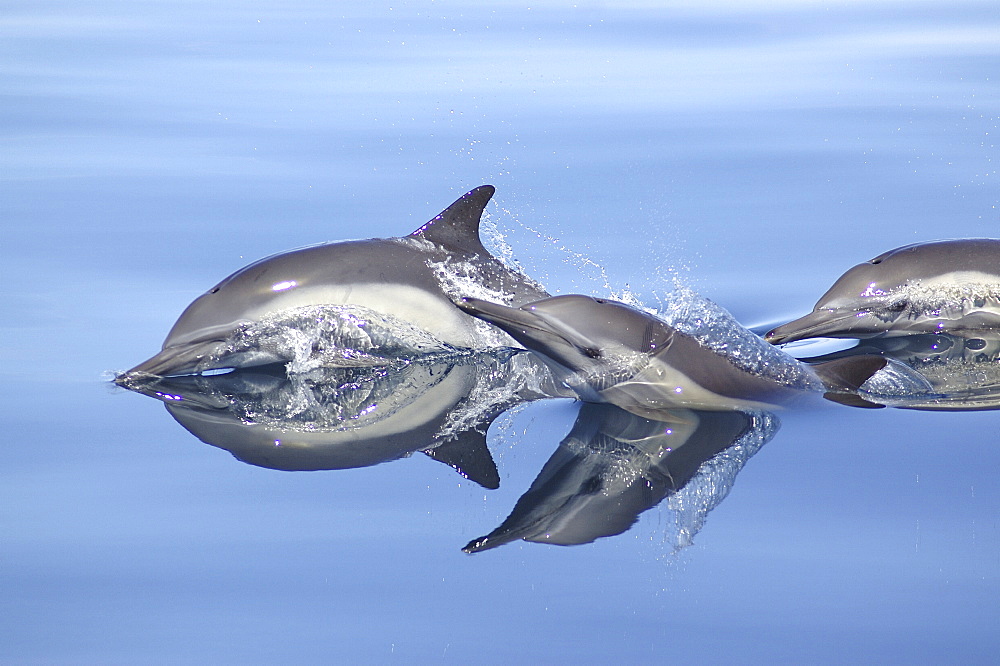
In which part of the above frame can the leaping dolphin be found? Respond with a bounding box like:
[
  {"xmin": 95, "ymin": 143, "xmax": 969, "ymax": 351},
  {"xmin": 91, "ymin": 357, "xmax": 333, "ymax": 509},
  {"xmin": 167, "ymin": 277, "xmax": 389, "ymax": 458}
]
[
  {"xmin": 458, "ymin": 294, "xmax": 888, "ymax": 415},
  {"xmin": 118, "ymin": 186, "xmax": 548, "ymax": 380},
  {"xmin": 766, "ymin": 239, "xmax": 1000, "ymax": 344}
]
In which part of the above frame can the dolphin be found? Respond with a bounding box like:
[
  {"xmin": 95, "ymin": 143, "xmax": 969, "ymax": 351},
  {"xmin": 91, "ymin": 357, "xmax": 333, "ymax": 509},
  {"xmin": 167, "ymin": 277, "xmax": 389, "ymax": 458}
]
[
  {"xmin": 118, "ymin": 185, "xmax": 548, "ymax": 380},
  {"xmin": 464, "ymin": 403, "xmax": 775, "ymax": 553},
  {"xmin": 457, "ymin": 294, "xmax": 888, "ymax": 415},
  {"xmin": 766, "ymin": 239, "xmax": 1000, "ymax": 344}
]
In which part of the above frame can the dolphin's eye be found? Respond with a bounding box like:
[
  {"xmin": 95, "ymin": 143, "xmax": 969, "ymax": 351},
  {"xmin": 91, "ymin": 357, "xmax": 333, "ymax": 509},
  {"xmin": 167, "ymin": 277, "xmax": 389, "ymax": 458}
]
[
  {"xmin": 582, "ymin": 347, "xmax": 602, "ymax": 359},
  {"xmin": 868, "ymin": 300, "xmax": 907, "ymax": 323},
  {"xmin": 581, "ymin": 475, "xmax": 603, "ymax": 494},
  {"xmin": 966, "ymin": 338, "xmax": 987, "ymax": 351},
  {"xmin": 210, "ymin": 286, "xmax": 221, "ymax": 294},
  {"xmin": 594, "ymin": 298, "xmax": 607, "ymax": 304}
]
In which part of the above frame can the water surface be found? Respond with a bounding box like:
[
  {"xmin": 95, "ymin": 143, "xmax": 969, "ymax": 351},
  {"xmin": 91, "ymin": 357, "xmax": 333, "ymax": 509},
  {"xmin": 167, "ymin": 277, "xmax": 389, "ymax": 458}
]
[{"xmin": 3, "ymin": 1, "xmax": 999, "ymax": 662}]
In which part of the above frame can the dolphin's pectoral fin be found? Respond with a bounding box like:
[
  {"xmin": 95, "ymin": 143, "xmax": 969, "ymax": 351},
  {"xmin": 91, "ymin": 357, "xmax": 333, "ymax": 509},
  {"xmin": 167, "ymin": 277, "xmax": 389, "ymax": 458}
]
[
  {"xmin": 424, "ymin": 428, "xmax": 501, "ymax": 490},
  {"xmin": 408, "ymin": 185, "xmax": 494, "ymax": 256}
]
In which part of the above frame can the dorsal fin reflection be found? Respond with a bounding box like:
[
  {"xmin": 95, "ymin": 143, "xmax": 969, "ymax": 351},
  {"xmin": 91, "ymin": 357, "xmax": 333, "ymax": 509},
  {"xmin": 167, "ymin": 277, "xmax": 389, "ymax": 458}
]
[{"xmin": 797, "ymin": 329, "xmax": 1000, "ymax": 410}]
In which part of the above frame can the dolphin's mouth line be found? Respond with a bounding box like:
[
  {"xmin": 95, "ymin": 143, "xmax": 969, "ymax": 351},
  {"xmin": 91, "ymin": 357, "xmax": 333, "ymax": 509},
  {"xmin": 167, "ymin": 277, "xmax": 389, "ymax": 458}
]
[
  {"xmin": 458, "ymin": 298, "xmax": 599, "ymax": 358},
  {"xmin": 767, "ymin": 310, "xmax": 873, "ymax": 343},
  {"xmin": 490, "ymin": 318, "xmax": 586, "ymax": 355},
  {"xmin": 113, "ymin": 364, "xmax": 240, "ymax": 388}
]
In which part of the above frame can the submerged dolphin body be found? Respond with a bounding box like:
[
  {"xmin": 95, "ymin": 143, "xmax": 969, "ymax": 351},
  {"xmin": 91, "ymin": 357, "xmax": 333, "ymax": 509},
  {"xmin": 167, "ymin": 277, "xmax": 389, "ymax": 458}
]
[
  {"xmin": 458, "ymin": 294, "xmax": 887, "ymax": 415},
  {"xmin": 118, "ymin": 186, "xmax": 547, "ymax": 379},
  {"xmin": 766, "ymin": 239, "xmax": 1000, "ymax": 344}
]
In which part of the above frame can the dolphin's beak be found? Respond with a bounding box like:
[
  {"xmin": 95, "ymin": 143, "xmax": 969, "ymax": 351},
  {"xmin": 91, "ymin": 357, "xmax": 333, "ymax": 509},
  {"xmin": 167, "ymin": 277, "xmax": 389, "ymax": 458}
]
[
  {"xmin": 765, "ymin": 309, "xmax": 871, "ymax": 345},
  {"xmin": 458, "ymin": 297, "xmax": 603, "ymax": 371},
  {"xmin": 463, "ymin": 527, "xmax": 527, "ymax": 554},
  {"xmin": 457, "ymin": 298, "xmax": 542, "ymax": 335},
  {"xmin": 114, "ymin": 338, "xmax": 230, "ymax": 385},
  {"xmin": 457, "ymin": 298, "xmax": 568, "ymax": 354}
]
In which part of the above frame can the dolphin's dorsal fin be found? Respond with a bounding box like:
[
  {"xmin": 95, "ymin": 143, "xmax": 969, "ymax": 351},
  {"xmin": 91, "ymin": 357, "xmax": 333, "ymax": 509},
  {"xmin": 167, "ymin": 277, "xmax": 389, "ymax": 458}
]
[
  {"xmin": 813, "ymin": 355, "xmax": 887, "ymax": 390},
  {"xmin": 424, "ymin": 428, "xmax": 500, "ymax": 490},
  {"xmin": 813, "ymin": 355, "xmax": 888, "ymax": 408},
  {"xmin": 408, "ymin": 185, "xmax": 494, "ymax": 256}
]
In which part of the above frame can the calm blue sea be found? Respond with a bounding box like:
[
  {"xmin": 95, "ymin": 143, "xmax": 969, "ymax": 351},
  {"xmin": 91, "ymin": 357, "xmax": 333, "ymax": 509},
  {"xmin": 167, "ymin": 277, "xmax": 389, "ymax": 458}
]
[{"xmin": 3, "ymin": 1, "xmax": 999, "ymax": 663}]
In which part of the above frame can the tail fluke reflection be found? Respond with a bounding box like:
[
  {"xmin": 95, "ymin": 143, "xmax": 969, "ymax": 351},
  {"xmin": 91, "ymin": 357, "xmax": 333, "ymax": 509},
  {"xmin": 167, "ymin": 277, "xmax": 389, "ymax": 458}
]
[{"xmin": 464, "ymin": 403, "xmax": 778, "ymax": 553}]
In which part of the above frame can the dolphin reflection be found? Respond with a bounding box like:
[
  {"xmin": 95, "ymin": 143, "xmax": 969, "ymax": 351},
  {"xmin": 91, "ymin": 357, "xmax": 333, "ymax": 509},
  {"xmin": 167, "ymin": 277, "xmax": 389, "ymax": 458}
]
[
  {"xmin": 798, "ymin": 330, "xmax": 1000, "ymax": 411},
  {"xmin": 119, "ymin": 350, "xmax": 564, "ymax": 489},
  {"xmin": 464, "ymin": 403, "xmax": 778, "ymax": 553}
]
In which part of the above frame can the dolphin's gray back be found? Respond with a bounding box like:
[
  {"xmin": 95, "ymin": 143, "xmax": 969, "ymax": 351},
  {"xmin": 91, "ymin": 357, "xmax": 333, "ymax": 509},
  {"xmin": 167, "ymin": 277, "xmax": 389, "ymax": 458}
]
[
  {"xmin": 869, "ymin": 238, "xmax": 1000, "ymax": 275},
  {"xmin": 159, "ymin": 185, "xmax": 548, "ymax": 351}
]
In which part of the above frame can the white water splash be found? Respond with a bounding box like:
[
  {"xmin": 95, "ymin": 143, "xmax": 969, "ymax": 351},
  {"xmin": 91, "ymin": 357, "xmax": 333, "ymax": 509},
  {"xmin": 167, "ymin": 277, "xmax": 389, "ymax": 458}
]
[
  {"xmin": 664, "ymin": 410, "xmax": 779, "ymax": 552},
  {"xmin": 433, "ymin": 351, "xmax": 557, "ymax": 443},
  {"xmin": 657, "ymin": 287, "xmax": 823, "ymax": 391},
  {"xmin": 853, "ymin": 280, "xmax": 1000, "ymax": 327},
  {"xmin": 426, "ymin": 255, "xmax": 539, "ymax": 348},
  {"xmin": 221, "ymin": 304, "xmax": 460, "ymax": 374}
]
